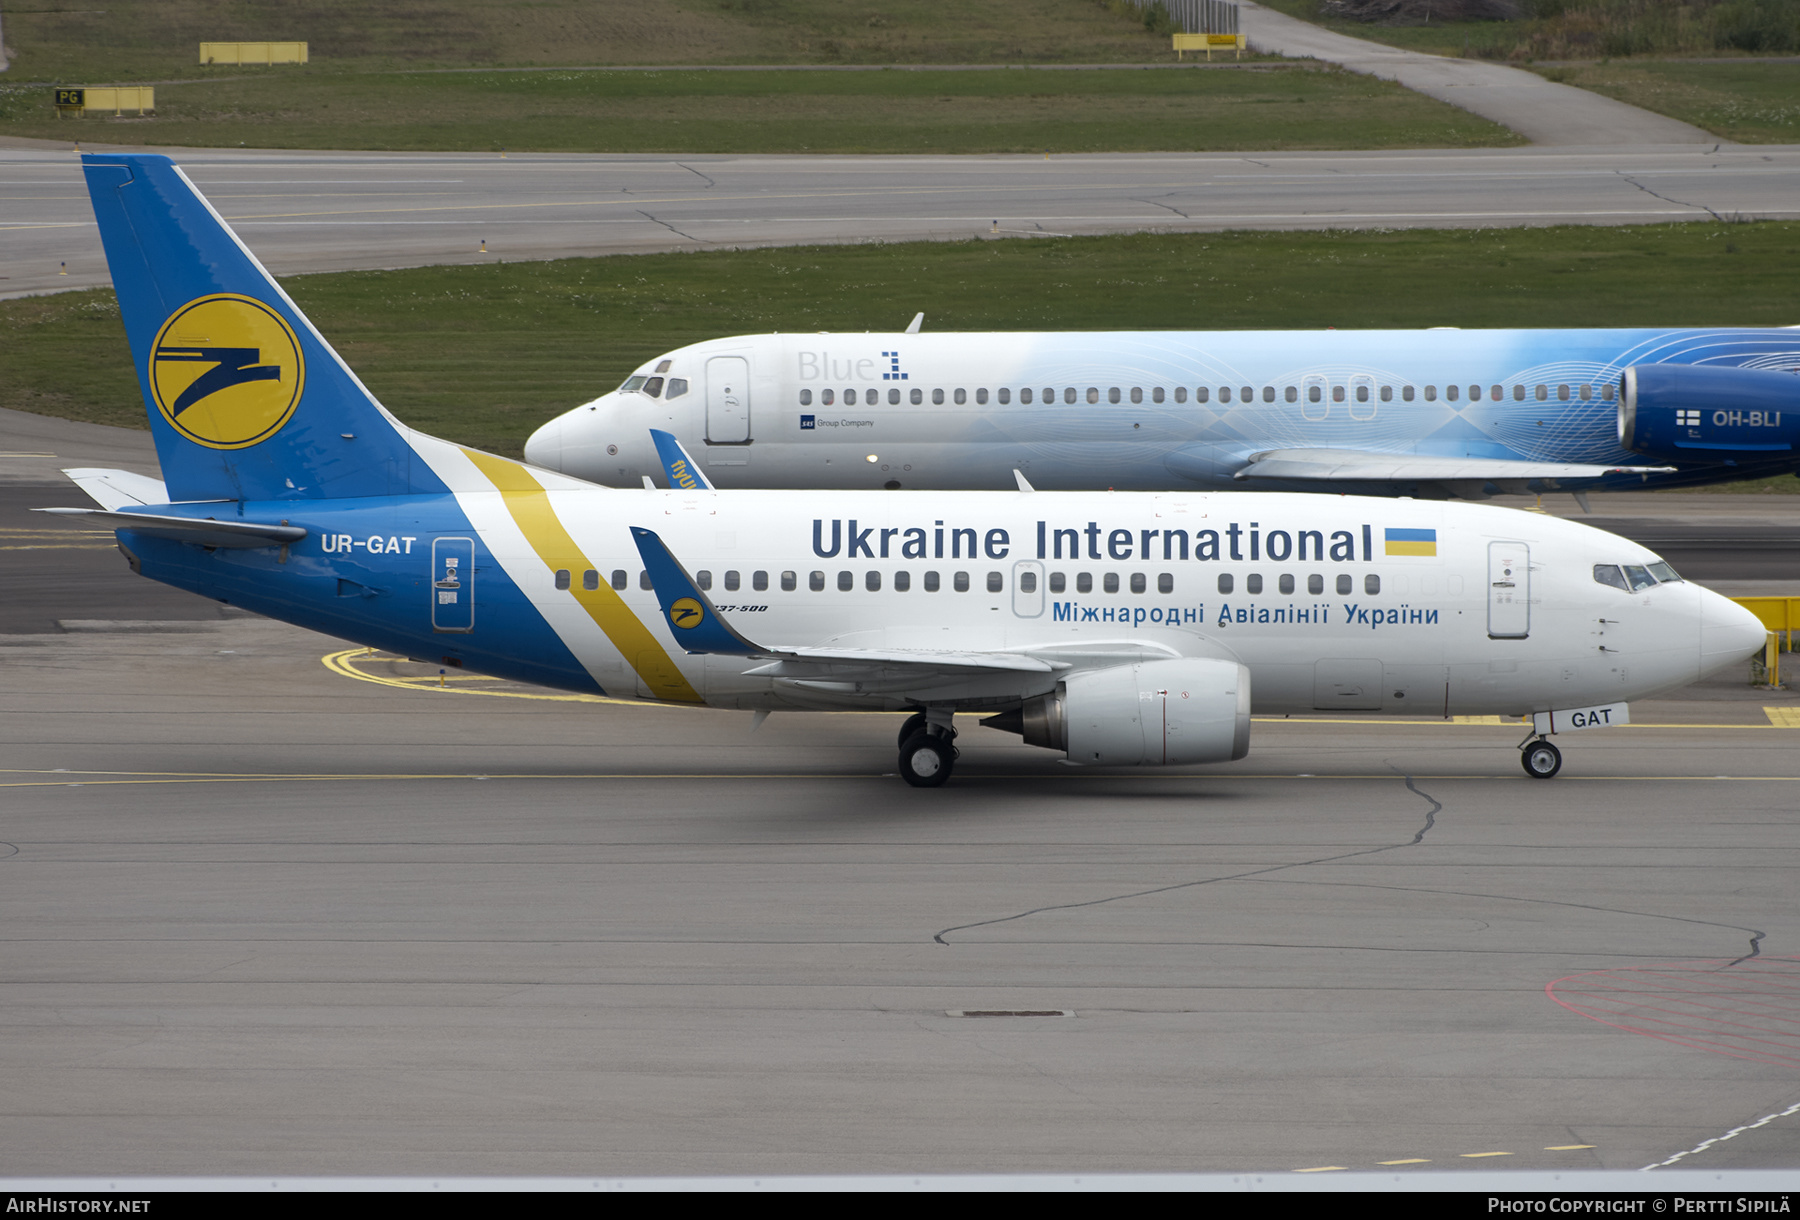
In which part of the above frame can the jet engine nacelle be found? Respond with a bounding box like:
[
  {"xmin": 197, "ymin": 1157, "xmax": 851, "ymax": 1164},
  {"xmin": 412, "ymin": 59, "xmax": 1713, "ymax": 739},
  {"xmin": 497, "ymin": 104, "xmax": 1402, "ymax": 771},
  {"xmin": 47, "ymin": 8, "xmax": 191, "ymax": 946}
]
[
  {"xmin": 1620, "ymin": 364, "xmax": 1800, "ymax": 463},
  {"xmin": 985, "ymin": 658, "xmax": 1251, "ymax": 766}
]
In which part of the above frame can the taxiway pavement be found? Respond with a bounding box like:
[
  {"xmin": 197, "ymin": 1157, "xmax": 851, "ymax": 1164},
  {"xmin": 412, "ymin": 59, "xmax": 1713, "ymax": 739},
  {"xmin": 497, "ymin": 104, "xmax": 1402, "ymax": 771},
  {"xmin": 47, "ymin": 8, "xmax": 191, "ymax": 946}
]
[
  {"xmin": 6, "ymin": 142, "xmax": 1797, "ymax": 300},
  {"xmin": 4, "ymin": 410, "xmax": 1800, "ymax": 1176}
]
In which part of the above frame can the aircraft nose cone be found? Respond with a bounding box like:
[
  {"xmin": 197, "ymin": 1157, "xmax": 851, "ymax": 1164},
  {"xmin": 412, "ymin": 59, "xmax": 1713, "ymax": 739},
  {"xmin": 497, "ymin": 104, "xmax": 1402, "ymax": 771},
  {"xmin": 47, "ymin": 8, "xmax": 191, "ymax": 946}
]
[
  {"xmin": 523, "ymin": 414, "xmax": 563, "ymax": 468},
  {"xmin": 1700, "ymin": 588, "xmax": 1767, "ymax": 676}
]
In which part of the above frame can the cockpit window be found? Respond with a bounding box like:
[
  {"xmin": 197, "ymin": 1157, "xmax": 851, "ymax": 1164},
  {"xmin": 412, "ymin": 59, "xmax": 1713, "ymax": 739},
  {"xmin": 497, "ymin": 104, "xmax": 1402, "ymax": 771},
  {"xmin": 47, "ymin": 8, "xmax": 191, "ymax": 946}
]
[
  {"xmin": 1593, "ymin": 565, "xmax": 1630, "ymax": 592},
  {"xmin": 1648, "ymin": 561, "xmax": 1681, "ymax": 583},
  {"xmin": 666, "ymin": 378, "xmax": 689, "ymax": 399},
  {"xmin": 620, "ymin": 375, "xmax": 648, "ymax": 393},
  {"xmin": 1623, "ymin": 564, "xmax": 1657, "ymax": 592},
  {"xmin": 643, "ymin": 377, "xmax": 664, "ymax": 398}
]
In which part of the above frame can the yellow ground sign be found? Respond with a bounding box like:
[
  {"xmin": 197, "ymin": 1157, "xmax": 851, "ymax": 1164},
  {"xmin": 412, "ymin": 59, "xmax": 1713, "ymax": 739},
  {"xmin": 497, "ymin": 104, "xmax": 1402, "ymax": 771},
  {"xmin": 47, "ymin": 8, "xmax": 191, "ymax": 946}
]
[
  {"xmin": 200, "ymin": 41, "xmax": 309, "ymax": 65},
  {"xmin": 54, "ymin": 87, "xmax": 155, "ymax": 116}
]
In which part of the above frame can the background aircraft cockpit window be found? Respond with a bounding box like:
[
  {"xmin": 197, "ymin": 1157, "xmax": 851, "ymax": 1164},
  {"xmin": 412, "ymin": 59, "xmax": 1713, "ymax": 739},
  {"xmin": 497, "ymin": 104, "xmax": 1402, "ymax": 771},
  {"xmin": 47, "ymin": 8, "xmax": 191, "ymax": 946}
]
[
  {"xmin": 754, "ymin": 570, "xmax": 769, "ymax": 591},
  {"xmin": 643, "ymin": 377, "xmax": 664, "ymax": 398},
  {"xmin": 621, "ymin": 375, "xmax": 648, "ymax": 393},
  {"xmin": 696, "ymin": 570, "xmax": 712, "ymax": 591},
  {"xmin": 1337, "ymin": 574, "xmax": 1353, "ymax": 595},
  {"xmin": 555, "ymin": 568, "xmax": 570, "ymax": 590},
  {"xmin": 1077, "ymin": 572, "xmax": 1093, "ymax": 593},
  {"xmin": 1279, "ymin": 573, "xmax": 1295, "ymax": 594},
  {"xmin": 1624, "ymin": 564, "xmax": 1656, "ymax": 592},
  {"xmin": 724, "ymin": 570, "xmax": 740, "ymax": 592},
  {"xmin": 800, "ymin": 389, "xmax": 813, "ymax": 406},
  {"xmin": 822, "ymin": 389, "xmax": 835, "ymax": 406},
  {"xmin": 1020, "ymin": 571, "xmax": 1037, "ymax": 594},
  {"xmin": 976, "ymin": 389, "xmax": 989, "ymax": 405},
  {"xmin": 987, "ymin": 572, "xmax": 1003, "ymax": 593},
  {"xmin": 810, "ymin": 571, "xmax": 825, "ymax": 591},
  {"xmin": 1308, "ymin": 574, "xmax": 1323, "ymax": 594},
  {"xmin": 1159, "ymin": 573, "xmax": 1173, "ymax": 593},
  {"xmin": 1218, "ymin": 574, "xmax": 1233, "ymax": 594},
  {"xmin": 955, "ymin": 389, "xmax": 968, "ymax": 405},
  {"xmin": 911, "ymin": 388, "xmax": 923, "ymax": 405},
  {"xmin": 583, "ymin": 569, "xmax": 599, "ymax": 591},
  {"xmin": 1365, "ymin": 574, "xmax": 1382, "ymax": 595},
  {"xmin": 1050, "ymin": 572, "xmax": 1066, "ymax": 593},
  {"xmin": 867, "ymin": 571, "xmax": 882, "ymax": 592},
  {"xmin": 895, "ymin": 571, "xmax": 911, "ymax": 592},
  {"xmin": 611, "ymin": 569, "xmax": 627, "ymax": 590},
  {"xmin": 1129, "ymin": 573, "xmax": 1146, "ymax": 593},
  {"xmin": 837, "ymin": 571, "xmax": 853, "ymax": 591},
  {"xmin": 640, "ymin": 570, "xmax": 653, "ymax": 590},
  {"xmin": 1086, "ymin": 388, "xmax": 1100, "ymax": 404},
  {"xmin": 1246, "ymin": 574, "xmax": 1263, "ymax": 594},
  {"xmin": 780, "ymin": 570, "xmax": 796, "ymax": 591},
  {"xmin": 666, "ymin": 378, "xmax": 688, "ymax": 399},
  {"xmin": 925, "ymin": 571, "xmax": 941, "ymax": 592},
  {"xmin": 1648, "ymin": 562, "xmax": 1681, "ymax": 583},
  {"xmin": 954, "ymin": 571, "xmax": 970, "ymax": 592},
  {"xmin": 1594, "ymin": 564, "xmax": 1630, "ymax": 592},
  {"xmin": 1103, "ymin": 573, "xmax": 1120, "ymax": 593},
  {"xmin": 933, "ymin": 389, "xmax": 945, "ymax": 405}
]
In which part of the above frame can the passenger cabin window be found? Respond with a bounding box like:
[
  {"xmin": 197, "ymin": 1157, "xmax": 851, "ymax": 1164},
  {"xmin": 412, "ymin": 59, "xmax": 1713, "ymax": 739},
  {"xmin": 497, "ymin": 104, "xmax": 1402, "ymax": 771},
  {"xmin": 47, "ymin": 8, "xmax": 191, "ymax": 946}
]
[
  {"xmin": 725, "ymin": 570, "xmax": 740, "ymax": 592},
  {"xmin": 1077, "ymin": 573, "xmax": 1093, "ymax": 594},
  {"xmin": 933, "ymin": 389, "xmax": 945, "ymax": 405},
  {"xmin": 1337, "ymin": 574, "xmax": 1352, "ymax": 595},
  {"xmin": 1176, "ymin": 387, "xmax": 1189, "ymax": 403},
  {"xmin": 1103, "ymin": 573, "xmax": 1120, "ymax": 593},
  {"xmin": 1129, "ymin": 573, "xmax": 1146, "ymax": 594},
  {"xmin": 583, "ymin": 569, "xmax": 599, "ymax": 591},
  {"xmin": 1287, "ymin": 387, "xmax": 1299, "ymax": 403},
  {"xmin": 1365, "ymin": 574, "xmax": 1381, "ymax": 595},
  {"xmin": 800, "ymin": 389, "xmax": 813, "ymax": 406},
  {"xmin": 754, "ymin": 570, "xmax": 769, "ymax": 591},
  {"xmin": 999, "ymin": 388, "xmax": 1012, "ymax": 405},
  {"xmin": 1158, "ymin": 573, "xmax": 1173, "ymax": 594},
  {"xmin": 837, "ymin": 571, "xmax": 853, "ymax": 591},
  {"xmin": 925, "ymin": 571, "xmax": 941, "ymax": 592},
  {"xmin": 810, "ymin": 571, "xmax": 825, "ymax": 592},
  {"xmin": 1021, "ymin": 388, "xmax": 1033, "ymax": 404},
  {"xmin": 822, "ymin": 389, "xmax": 835, "ymax": 406},
  {"xmin": 845, "ymin": 389, "xmax": 858, "ymax": 406},
  {"xmin": 781, "ymin": 570, "xmax": 797, "ymax": 592},
  {"xmin": 954, "ymin": 571, "xmax": 970, "ymax": 592},
  {"xmin": 696, "ymin": 570, "xmax": 712, "ymax": 591},
  {"xmin": 1218, "ymin": 574, "xmax": 1233, "ymax": 594},
  {"xmin": 976, "ymin": 389, "xmax": 988, "ymax": 405},
  {"xmin": 1246, "ymin": 574, "xmax": 1263, "ymax": 594},
  {"xmin": 987, "ymin": 572, "xmax": 1003, "ymax": 593},
  {"xmin": 867, "ymin": 571, "xmax": 882, "ymax": 592},
  {"xmin": 555, "ymin": 569, "xmax": 571, "ymax": 591},
  {"xmin": 911, "ymin": 388, "xmax": 922, "ymax": 405},
  {"xmin": 1308, "ymin": 574, "xmax": 1323, "ymax": 594},
  {"xmin": 1020, "ymin": 571, "xmax": 1037, "ymax": 593},
  {"xmin": 889, "ymin": 389, "xmax": 901, "ymax": 405},
  {"xmin": 895, "ymin": 571, "xmax": 911, "ymax": 592},
  {"xmin": 1402, "ymin": 386, "xmax": 1415, "ymax": 402},
  {"xmin": 1278, "ymin": 574, "xmax": 1295, "ymax": 594},
  {"xmin": 1050, "ymin": 572, "xmax": 1066, "ymax": 593},
  {"xmin": 640, "ymin": 571, "xmax": 653, "ymax": 591},
  {"xmin": 955, "ymin": 389, "xmax": 967, "ymax": 405},
  {"xmin": 611, "ymin": 569, "xmax": 627, "ymax": 590}
]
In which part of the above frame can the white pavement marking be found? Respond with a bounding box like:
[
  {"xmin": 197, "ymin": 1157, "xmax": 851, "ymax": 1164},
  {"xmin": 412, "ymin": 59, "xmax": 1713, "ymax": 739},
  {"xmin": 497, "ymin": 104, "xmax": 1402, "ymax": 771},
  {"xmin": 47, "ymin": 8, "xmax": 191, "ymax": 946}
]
[
  {"xmin": 1239, "ymin": 0, "xmax": 1716, "ymax": 146},
  {"xmin": 1646, "ymin": 1097, "xmax": 1800, "ymax": 1169}
]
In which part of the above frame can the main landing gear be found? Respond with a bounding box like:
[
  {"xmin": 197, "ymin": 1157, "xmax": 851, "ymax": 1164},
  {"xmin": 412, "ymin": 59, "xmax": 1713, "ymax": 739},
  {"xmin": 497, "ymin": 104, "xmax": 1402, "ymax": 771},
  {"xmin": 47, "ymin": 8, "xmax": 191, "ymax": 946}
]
[
  {"xmin": 1520, "ymin": 736, "xmax": 1563, "ymax": 779},
  {"xmin": 898, "ymin": 709, "xmax": 958, "ymax": 788}
]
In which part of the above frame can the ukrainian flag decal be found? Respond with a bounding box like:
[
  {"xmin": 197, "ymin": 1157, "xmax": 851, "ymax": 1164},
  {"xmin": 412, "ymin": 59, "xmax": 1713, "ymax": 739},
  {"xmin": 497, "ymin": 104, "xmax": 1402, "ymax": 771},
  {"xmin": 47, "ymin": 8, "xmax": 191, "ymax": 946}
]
[{"xmin": 1385, "ymin": 527, "xmax": 1437, "ymax": 557}]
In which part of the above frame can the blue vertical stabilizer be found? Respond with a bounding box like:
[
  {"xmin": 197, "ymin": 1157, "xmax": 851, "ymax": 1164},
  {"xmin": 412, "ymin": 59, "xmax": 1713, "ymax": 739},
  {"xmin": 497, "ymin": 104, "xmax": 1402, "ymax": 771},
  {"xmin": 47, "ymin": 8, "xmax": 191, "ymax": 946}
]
[{"xmin": 82, "ymin": 154, "xmax": 447, "ymax": 504}]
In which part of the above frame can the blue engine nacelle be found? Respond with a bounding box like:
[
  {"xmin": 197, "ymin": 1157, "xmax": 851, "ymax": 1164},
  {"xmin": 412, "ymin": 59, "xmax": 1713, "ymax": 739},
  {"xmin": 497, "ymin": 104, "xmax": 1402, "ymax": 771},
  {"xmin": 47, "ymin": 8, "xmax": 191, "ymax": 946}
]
[{"xmin": 1620, "ymin": 364, "xmax": 1800, "ymax": 463}]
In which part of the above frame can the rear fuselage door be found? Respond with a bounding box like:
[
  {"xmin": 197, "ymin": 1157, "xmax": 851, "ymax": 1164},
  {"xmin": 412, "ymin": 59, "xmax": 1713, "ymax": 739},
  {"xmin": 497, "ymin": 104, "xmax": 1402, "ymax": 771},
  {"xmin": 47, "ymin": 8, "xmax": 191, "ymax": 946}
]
[
  {"xmin": 706, "ymin": 355, "xmax": 750, "ymax": 443},
  {"xmin": 1488, "ymin": 540, "xmax": 1530, "ymax": 639}
]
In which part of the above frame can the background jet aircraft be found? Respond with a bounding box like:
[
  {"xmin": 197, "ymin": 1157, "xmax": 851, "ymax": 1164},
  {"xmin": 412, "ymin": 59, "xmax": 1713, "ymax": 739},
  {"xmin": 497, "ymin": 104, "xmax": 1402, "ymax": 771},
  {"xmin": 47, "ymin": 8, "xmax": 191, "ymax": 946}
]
[
  {"xmin": 56, "ymin": 153, "xmax": 1768, "ymax": 788},
  {"xmin": 525, "ymin": 328, "xmax": 1800, "ymax": 500}
]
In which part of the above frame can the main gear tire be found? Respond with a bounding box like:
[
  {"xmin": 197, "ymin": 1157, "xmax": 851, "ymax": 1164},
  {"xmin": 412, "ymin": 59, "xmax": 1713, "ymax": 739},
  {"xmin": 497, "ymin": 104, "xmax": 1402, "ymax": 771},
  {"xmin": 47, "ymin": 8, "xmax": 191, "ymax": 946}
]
[
  {"xmin": 1521, "ymin": 739, "xmax": 1563, "ymax": 779},
  {"xmin": 899, "ymin": 732, "xmax": 954, "ymax": 788}
]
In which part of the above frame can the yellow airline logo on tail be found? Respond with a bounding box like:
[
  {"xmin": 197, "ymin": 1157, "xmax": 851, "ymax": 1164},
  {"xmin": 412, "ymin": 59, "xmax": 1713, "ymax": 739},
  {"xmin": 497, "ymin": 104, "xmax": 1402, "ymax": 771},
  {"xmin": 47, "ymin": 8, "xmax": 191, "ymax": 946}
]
[
  {"xmin": 669, "ymin": 597, "xmax": 705, "ymax": 629},
  {"xmin": 149, "ymin": 294, "xmax": 304, "ymax": 449}
]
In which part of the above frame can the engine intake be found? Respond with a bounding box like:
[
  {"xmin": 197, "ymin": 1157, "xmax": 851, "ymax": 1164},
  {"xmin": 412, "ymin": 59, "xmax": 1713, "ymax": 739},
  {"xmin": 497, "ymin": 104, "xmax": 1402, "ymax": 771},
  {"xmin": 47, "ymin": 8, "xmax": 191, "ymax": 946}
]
[
  {"xmin": 983, "ymin": 657, "xmax": 1250, "ymax": 766},
  {"xmin": 1620, "ymin": 364, "xmax": 1800, "ymax": 463}
]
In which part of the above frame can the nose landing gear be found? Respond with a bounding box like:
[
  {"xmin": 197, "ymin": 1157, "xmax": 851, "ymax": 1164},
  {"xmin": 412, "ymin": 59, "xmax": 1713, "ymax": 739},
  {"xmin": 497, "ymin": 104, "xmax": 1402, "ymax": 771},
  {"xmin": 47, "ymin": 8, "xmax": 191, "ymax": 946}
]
[
  {"xmin": 898, "ymin": 709, "xmax": 958, "ymax": 788},
  {"xmin": 1520, "ymin": 736, "xmax": 1563, "ymax": 779}
]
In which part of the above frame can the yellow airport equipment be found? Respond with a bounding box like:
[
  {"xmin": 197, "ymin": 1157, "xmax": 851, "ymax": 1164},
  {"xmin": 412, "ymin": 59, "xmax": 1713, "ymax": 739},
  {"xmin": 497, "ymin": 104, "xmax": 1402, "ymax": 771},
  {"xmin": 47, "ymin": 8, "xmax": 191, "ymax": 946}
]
[
  {"xmin": 200, "ymin": 41, "xmax": 309, "ymax": 65},
  {"xmin": 53, "ymin": 87, "xmax": 155, "ymax": 117},
  {"xmin": 1736, "ymin": 596, "xmax": 1800, "ymax": 686},
  {"xmin": 1174, "ymin": 32, "xmax": 1244, "ymax": 60}
]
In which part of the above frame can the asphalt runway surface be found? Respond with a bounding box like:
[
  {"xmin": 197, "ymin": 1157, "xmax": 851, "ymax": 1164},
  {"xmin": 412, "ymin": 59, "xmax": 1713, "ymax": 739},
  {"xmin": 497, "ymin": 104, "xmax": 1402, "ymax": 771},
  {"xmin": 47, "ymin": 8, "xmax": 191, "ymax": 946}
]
[
  {"xmin": 6, "ymin": 142, "xmax": 1800, "ymax": 300},
  {"xmin": 6, "ymin": 411, "xmax": 1800, "ymax": 1176}
]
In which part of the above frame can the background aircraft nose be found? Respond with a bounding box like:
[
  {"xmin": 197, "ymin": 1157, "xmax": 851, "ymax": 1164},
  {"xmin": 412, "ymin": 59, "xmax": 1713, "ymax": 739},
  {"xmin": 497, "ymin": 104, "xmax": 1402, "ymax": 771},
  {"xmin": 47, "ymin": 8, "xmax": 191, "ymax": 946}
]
[
  {"xmin": 523, "ymin": 414, "xmax": 563, "ymax": 468},
  {"xmin": 1699, "ymin": 586, "xmax": 1769, "ymax": 676}
]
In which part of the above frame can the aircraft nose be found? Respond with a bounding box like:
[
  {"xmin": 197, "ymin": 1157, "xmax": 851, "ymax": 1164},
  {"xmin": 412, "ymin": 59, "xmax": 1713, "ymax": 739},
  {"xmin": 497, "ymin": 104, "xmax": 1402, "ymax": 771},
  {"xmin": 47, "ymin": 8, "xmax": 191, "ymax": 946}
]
[
  {"xmin": 1699, "ymin": 586, "xmax": 1768, "ymax": 677},
  {"xmin": 523, "ymin": 413, "xmax": 563, "ymax": 468}
]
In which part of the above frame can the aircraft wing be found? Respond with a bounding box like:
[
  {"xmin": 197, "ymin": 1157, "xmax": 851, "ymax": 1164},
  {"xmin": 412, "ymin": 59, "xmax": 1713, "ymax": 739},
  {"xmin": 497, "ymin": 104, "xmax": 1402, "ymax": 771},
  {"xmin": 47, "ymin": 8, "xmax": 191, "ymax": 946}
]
[
  {"xmin": 1233, "ymin": 448, "xmax": 1674, "ymax": 484},
  {"xmin": 628, "ymin": 526, "xmax": 1063, "ymax": 694}
]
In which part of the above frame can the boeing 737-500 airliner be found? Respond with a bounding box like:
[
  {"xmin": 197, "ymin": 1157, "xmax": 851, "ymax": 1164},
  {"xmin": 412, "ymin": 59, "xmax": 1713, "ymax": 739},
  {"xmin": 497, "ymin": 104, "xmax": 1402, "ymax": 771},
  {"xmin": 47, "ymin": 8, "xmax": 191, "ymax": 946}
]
[
  {"xmin": 524, "ymin": 322, "xmax": 1800, "ymax": 500},
  {"xmin": 48, "ymin": 154, "xmax": 1768, "ymax": 786}
]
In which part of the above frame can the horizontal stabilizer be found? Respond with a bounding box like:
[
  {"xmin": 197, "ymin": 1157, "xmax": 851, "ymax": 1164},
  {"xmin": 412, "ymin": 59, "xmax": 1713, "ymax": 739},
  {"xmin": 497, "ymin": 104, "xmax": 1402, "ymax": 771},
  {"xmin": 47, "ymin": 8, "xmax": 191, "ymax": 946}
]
[
  {"xmin": 1234, "ymin": 448, "xmax": 1675, "ymax": 484},
  {"xmin": 35, "ymin": 507, "xmax": 307, "ymax": 549},
  {"xmin": 63, "ymin": 467, "xmax": 170, "ymax": 510}
]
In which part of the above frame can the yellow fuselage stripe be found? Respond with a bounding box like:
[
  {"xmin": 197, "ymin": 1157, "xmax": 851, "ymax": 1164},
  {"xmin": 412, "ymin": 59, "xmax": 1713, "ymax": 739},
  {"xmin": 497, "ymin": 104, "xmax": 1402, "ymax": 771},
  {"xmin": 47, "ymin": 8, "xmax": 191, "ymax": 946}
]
[
  {"xmin": 1385, "ymin": 541, "xmax": 1437, "ymax": 557},
  {"xmin": 460, "ymin": 449, "xmax": 702, "ymax": 704}
]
